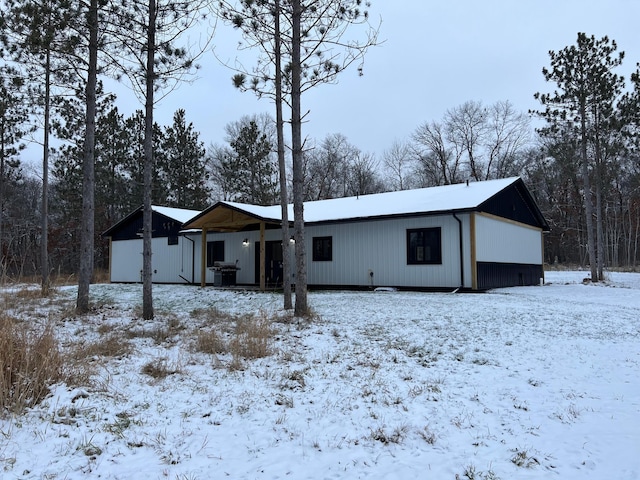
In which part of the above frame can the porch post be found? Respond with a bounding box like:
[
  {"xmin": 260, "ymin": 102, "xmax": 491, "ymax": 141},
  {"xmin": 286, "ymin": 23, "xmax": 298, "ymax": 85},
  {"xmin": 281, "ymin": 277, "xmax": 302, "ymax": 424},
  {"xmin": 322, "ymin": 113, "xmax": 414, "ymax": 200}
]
[
  {"xmin": 470, "ymin": 213, "xmax": 477, "ymax": 290},
  {"xmin": 201, "ymin": 227, "xmax": 207, "ymax": 287},
  {"xmin": 260, "ymin": 222, "xmax": 266, "ymax": 291}
]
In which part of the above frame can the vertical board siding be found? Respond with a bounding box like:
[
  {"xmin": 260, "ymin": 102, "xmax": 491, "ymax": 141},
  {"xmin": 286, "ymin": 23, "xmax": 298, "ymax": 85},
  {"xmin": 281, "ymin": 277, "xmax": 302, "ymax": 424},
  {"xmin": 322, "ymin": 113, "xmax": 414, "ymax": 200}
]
[
  {"xmin": 152, "ymin": 237, "xmax": 187, "ymax": 283},
  {"xmin": 476, "ymin": 262, "xmax": 544, "ymax": 289},
  {"xmin": 305, "ymin": 215, "xmax": 464, "ymax": 289},
  {"xmin": 185, "ymin": 215, "xmax": 468, "ymax": 289},
  {"xmin": 113, "ymin": 214, "xmax": 479, "ymax": 289},
  {"xmin": 474, "ymin": 214, "xmax": 543, "ymax": 264},
  {"xmin": 454, "ymin": 213, "xmax": 472, "ymax": 289},
  {"xmin": 110, "ymin": 237, "xmax": 191, "ymax": 283},
  {"xmin": 110, "ymin": 239, "xmax": 143, "ymax": 282},
  {"xmin": 111, "ymin": 212, "xmax": 550, "ymax": 289}
]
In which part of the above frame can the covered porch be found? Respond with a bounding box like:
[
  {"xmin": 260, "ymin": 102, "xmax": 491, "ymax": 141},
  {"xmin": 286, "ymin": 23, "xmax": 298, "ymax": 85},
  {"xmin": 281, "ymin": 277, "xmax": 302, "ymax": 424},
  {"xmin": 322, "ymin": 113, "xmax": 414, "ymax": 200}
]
[{"xmin": 182, "ymin": 202, "xmax": 291, "ymax": 290}]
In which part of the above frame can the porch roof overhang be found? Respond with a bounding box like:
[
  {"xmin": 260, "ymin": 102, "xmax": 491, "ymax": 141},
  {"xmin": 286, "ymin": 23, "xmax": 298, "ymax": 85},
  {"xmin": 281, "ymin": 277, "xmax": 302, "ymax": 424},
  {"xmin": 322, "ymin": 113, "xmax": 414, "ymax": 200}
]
[{"xmin": 182, "ymin": 201, "xmax": 284, "ymax": 232}]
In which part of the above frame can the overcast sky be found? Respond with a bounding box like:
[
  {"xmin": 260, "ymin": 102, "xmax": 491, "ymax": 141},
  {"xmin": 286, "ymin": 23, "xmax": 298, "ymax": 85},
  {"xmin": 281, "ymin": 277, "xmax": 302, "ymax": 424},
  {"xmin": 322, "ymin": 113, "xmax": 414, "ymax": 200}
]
[
  {"xmin": 136, "ymin": 0, "xmax": 637, "ymax": 159},
  {"xmin": 20, "ymin": 0, "xmax": 640, "ymax": 169}
]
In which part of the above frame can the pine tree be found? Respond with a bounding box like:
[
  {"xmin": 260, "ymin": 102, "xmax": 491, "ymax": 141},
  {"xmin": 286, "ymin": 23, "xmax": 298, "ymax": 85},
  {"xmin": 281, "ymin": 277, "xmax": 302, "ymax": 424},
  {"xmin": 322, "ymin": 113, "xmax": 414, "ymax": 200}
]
[
  {"xmin": 222, "ymin": 119, "xmax": 278, "ymax": 206},
  {"xmin": 158, "ymin": 109, "xmax": 210, "ymax": 210},
  {"xmin": 52, "ymin": 91, "xmax": 136, "ymax": 271},
  {"xmin": 95, "ymin": 107, "xmax": 136, "ymax": 236},
  {"xmin": 0, "ymin": 65, "xmax": 33, "ymax": 280},
  {"xmin": 217, "ymin": 0, "xmax": 380, "ymax": 316},
  {"xmin": 111, "ymin": 0, "xmax": 211, "ymax": 320},
  {"xmin": 76, "ymin": 0, "xmax": 99, "ymax": 312},
  {"xmin": 120, "ymin": 111, "xmax": 164, "ymax": 208},
  {"xmin": 533, "ymin": 33, "xmax": 625, "ymax": 281},
  {"xmin": 1, "ymin": 0, "xmax": 78, "ymax": 294}
]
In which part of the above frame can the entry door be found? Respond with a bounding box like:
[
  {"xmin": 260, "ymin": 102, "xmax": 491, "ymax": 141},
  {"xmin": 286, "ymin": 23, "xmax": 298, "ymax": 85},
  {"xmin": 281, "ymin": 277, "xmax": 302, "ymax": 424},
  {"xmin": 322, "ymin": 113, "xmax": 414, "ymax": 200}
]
[{"xmin": 255, "ymin": 240, "xmax": 283, "ymax": 287}]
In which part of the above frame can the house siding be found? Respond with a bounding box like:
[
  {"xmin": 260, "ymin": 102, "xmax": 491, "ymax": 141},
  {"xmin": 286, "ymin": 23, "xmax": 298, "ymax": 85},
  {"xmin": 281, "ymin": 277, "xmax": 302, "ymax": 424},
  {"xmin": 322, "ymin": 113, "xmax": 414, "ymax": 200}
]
[
  {"xmin": 473, "ymin": 213, "xmax": 544, "ymax": 289},
  {"xmin": 479, "ymin": 182, "xmax": 543, "ymax": 228},
  {"xmin": 110, "ymin": 237, "xmax": 193, "ymax": 284},
  {"xmin": 476, "ymin": 262, "xmax": 543, "ymax": 289},
  {"xmin": 110, "ymin": 210, "xmax": 544, "ymax": 290},
  {"xmin": 110, "ymin": 239, "xmax": 142, "ymax": 282},
  {"xmin": 185, "ymin": 214, "xmax": 471, "ymax": 289},
  {"xmin": 474, "ymin": 213, "xmax": 543, "ymax": 264},
  {"xmin": 108, "ymin": 212, "xmax": 184, "ymax": 241},
  {"xmin": 305, "ymin": 214, "xmax": 467, "ymax": 289}
]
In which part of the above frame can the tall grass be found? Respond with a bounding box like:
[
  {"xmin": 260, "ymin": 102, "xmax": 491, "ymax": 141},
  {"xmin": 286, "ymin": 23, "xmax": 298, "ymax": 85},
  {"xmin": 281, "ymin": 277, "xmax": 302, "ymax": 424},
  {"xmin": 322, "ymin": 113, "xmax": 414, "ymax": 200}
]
[
  {"xmin": 194, "ymin": 310, "xmax": 275, "ymax": 369},
  {"xmin": 230, "ymin": 315, "xmax": 273, "ymax": 360},
  {"xmin": 0, "ymin": 269, "xmax": 110, "ymax": 291},
  {"xmin": 0, "ymin": 314, "xmax": 65, "ymax": 414}
]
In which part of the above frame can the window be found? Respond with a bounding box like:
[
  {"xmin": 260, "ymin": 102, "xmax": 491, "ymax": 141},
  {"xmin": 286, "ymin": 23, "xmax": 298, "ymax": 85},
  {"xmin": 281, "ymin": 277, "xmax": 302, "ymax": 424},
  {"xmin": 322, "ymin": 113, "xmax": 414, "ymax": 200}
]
[
  {"xmin": 206, "ymin": 241, "xmax": 225, "ymax": 267},
  {"xmin": 312, "ymin": 236, "xmax": 332, "ymax": 262},
  {"xmin": 167, "ymin": 235, "xmax": 179, "ymax": 246},
  {"xmin": 407, "ymin": 227, "xmax": 442, "ymax": 265}
]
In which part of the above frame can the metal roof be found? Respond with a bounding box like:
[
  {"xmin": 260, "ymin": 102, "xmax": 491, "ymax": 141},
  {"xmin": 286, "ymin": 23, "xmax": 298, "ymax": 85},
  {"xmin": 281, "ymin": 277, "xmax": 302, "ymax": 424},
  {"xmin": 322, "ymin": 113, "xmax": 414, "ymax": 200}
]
[{"xmin": 183, "ymin": 177, "xmax": 549, "ymax": 231}]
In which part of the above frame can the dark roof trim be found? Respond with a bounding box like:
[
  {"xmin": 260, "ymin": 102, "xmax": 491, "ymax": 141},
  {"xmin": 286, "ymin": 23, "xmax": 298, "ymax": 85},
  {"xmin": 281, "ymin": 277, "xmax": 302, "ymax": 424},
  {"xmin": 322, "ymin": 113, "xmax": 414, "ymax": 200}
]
[
  {"xmin": 103, "ymin": 206, "xmax": 197, "ymax": 238},
  {"xmin": 301, "ymin": 208, "xmax": 480, "ymax": 227},
  {"xmin": 102, "ymin": 205, "xmax": 145, "ymax": 237},
  {"xmin": 477, "ymin": 178, "xmax": 550, "ymax": 232}
]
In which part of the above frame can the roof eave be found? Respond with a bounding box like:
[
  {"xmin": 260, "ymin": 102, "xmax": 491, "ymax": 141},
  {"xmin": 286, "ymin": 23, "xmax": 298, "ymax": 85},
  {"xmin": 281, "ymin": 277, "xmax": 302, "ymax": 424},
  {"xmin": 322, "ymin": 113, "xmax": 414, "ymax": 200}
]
[
  {"xmin": 304, "ymin": 207, "xmax": 477, "ymax": 226},
  {"xmin": 182, "ymin": 202, "xmax": 282, "ymax": 231}
]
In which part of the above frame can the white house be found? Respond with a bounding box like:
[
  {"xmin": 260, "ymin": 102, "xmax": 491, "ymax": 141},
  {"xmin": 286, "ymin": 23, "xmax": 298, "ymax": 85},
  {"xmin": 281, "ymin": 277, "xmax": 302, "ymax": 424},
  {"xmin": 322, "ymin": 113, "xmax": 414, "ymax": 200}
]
[
  {"xmin": 103, "ymin": 177, "xmax": 549, "ymax": 291},
  {"xmin": 103, "ymin": 206, "xmax": 201, "ymax": 284}
]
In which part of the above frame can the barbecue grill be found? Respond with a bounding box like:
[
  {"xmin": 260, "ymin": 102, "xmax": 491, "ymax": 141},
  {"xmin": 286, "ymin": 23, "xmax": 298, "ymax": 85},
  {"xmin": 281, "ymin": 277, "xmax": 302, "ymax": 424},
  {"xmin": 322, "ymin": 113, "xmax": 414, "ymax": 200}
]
[{"xmin": 209, "ymin": 261, "xmax": 240, "ymax": 287}]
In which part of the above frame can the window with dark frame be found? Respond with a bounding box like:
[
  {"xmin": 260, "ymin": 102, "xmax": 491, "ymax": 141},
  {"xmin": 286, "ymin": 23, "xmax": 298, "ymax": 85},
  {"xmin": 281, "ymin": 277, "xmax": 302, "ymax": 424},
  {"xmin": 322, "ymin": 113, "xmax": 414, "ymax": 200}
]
[
  {"xmin": 206, "ymin": 241, "xmax": 225, "ymax": 267},
  {"xmin": 407, "ymin": 227, "xmax": 442, "ymax": 265},
  {"xmin": 312, "ymin": 236, "xmax": 332, "ymax": 262},
  {"xmin": 167, "ymin": 235, "xmax": 179, "ymax": 245}
]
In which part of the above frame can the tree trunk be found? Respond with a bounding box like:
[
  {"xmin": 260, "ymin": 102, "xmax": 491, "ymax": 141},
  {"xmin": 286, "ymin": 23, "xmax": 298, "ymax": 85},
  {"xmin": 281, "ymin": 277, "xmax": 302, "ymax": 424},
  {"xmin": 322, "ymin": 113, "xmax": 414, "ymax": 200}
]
[
  {"xmin": 627, "ymin": 199, "xmax": 635, "ymax": 267},
  {"xmin": 76, "ymin": 0, "xmax": 98, "ymax": 310},
  {"xmin": 0, "ymin": 118, "xmax": 5, "ymax": 282},
  {"xmin": 142, "ymin": 0, "xmax": 156, "ymax": 320},
  {"xmin": 593, "ymin": 114, "xmax": 606, "ymax": 281},
  {"xmin": 291, "ymin": 0, "xmax": 307, "ymax": 316},
  {"xmin": 596, "ymin": 178, "xmax": 604, "ymax": 279},
  {"xmin": 580, "ymin": 99, "xmax": 598, "ymax": 281},
  {"xmin": 633, "ymin": 207, "xmax": 640, "ymax": 271},
  {"xmin": 41, "ymin": 50, "xmax": 50, "ymax": 296},
  {"xmin": 274, "ymin": 0, "xmax": 292, "ymax": 310}
]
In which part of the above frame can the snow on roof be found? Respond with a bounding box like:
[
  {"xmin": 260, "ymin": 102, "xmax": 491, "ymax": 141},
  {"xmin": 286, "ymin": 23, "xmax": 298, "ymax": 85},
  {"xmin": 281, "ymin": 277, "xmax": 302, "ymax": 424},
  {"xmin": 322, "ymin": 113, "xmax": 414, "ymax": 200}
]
[
  {"xmin": 220, "ymin": 177, "xmax": 521, "ymax": 223},
  {"xmin": 103, "ymin": 205, "xmax": 203, "ymax": 237},
  {"xmin": 302, "ymin": 176, "xmax": 519, "ymax": 222},
  {"xmin": 152, "ymin": 206, "xmax": 201, "ymax": 224}
]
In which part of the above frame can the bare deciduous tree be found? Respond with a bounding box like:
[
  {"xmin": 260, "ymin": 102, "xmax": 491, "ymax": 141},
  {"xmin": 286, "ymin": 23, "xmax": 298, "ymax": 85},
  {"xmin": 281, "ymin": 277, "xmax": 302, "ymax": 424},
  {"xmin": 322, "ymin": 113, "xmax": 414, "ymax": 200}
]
[
  {"xmin": 0, "ymin": 66, "xmax": 33, "ymax": 282},
  {"xmin": 303, "ymin": 133, "xmax": 382, "ymax": 199},
  {"xmin": 382, "ymin": 139, "xmax": 412, "ymax": 191},
  {"xmin": 412, "ymin": 100, "xmax": 531, "ymax": 187},
  {"xmin": 484, "ymin": 100, "xmax": 531, "ymax": 180},
  {"xmin": 412, "ymin": 121, "xmax": 461, "ymax": 186},
  {"xmin": 445, "ymin": 100, "xmax": 487, "ymax": 182}
]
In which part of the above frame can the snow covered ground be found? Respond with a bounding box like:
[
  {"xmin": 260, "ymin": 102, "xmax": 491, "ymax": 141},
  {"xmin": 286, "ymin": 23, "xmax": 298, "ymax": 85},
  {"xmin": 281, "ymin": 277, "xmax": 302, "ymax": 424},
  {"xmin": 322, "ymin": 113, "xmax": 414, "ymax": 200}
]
[{"xmin": 1, "ymin": 270, "xmax": 638, "ymax": 479}]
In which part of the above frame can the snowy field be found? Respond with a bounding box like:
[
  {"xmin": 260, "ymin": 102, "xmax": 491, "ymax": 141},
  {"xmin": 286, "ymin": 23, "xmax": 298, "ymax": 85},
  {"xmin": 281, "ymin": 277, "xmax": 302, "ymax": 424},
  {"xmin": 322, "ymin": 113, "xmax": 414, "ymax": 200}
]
[{"xmin": 1, "ymin": 270, "xmax": 639, "ymax": 479}]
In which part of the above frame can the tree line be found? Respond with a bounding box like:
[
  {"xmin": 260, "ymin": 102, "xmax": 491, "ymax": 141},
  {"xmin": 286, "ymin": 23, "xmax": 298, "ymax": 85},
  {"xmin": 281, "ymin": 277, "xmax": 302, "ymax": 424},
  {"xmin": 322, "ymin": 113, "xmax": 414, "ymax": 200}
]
[
  {"xmin": 1, "ymin": 1, "xmax": 639, "ymax": 315},
  {"xmin": 5, "ymin": 86, "xmax": 640, "ymax": 279}
]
